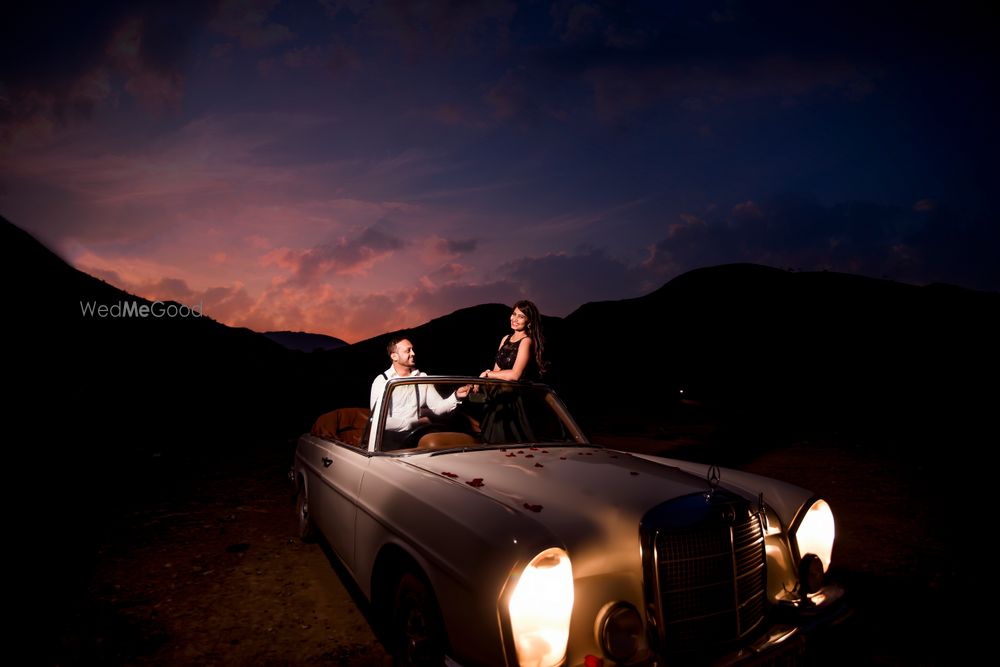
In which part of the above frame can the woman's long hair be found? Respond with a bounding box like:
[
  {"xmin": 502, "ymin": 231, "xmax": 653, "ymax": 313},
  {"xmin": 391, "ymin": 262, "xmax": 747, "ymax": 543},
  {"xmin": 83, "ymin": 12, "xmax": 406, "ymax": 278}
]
[{"xmin": 513, "ymin": 299, "xmax": 546, "ymax": 376}]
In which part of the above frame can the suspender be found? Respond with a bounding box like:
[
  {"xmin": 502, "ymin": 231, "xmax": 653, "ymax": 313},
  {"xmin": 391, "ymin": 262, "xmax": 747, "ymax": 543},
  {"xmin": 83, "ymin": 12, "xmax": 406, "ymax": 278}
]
[{"xmin": 382, "ymin": 372, "xmax": 420, "ymax": 416}]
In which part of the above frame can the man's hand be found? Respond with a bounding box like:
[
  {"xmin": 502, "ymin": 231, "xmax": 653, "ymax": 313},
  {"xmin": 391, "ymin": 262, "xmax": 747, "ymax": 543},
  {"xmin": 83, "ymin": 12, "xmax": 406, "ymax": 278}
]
[{"xmin": 456, "ymin": 384, "xmax": 471, "ymax": 399}]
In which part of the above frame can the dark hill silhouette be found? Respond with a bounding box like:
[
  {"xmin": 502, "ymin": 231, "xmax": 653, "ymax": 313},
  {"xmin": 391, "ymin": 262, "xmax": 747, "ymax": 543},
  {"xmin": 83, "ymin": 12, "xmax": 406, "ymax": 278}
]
[
  {"xmin": 264, "ymin": 330, "xmax": 348, "ymax": 352},
  {"xmin": 7, "ymin": 213, "xmax": 995, "ymax": 454},
  {"xmin": 4, "ymin": 215, "xmax": 314, "ymax": 618},
  {"xmin": 3, "ymin": 216, "xmax": 301, "ymax": 452},
  {"xmin": 556, "ymin": 263, "xmax": 1000, "ymax": 442}
]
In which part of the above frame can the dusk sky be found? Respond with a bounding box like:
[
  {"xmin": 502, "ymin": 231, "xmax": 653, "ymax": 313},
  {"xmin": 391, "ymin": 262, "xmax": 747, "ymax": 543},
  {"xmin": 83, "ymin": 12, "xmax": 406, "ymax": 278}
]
[{"xmin": 2, "ymin": 1, "xmax": 997, "ymax": 341}]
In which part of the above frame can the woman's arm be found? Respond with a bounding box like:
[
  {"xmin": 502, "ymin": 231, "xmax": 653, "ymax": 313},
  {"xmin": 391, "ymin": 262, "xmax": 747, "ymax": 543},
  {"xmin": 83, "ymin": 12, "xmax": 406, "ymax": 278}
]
[{"xmin": 485, "ymin": 337, "xmax": 532, "ymax": 381}]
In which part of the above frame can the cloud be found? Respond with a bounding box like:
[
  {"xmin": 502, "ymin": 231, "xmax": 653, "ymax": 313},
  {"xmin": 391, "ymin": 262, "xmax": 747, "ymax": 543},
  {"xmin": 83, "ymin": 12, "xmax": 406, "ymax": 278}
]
[
  {"xmin": 258, "ymin": 43, "xmax": 356, "ymax": 77},
  {"xmin": 2, "ymin": 110, "xmax": 436, "ymax": 251},
  {"xmin": 105, "ymin": 17, "xmax": 185, "ymax": 111},
  {"xmin": 429, "ymin": 236, "xmax": 477, "ymax": 258},
  {"xmin": 419, "ymin": 263, "xmax": 469, "ymax": 289},
  {"xmin": 484, "ymin": 66, "xmax": 572, "ymax": 123},
  {"xmin": 584, "ymin": 57, "xmax": 875, "ymax": 121},
  {"xmin": 327, "ymin": 0, "xmax": 516, "ymax": 59},
  {"xmin": 211, "ymin": 0, "xmax": 293, "ymax": 50},
  {"xmin": 427, "ymin": 104, "xmax": 490, "ymax": 129},
  {"xmin": 222, "ymin": 274, "xmax": 519, "ymax": 343},
  {"xmin": 0, "ymin": 1, "xmax": 219, "ymax": 148},
  {"xmin": 280, "ymin": 226, "xmax": 405, "ymax": 285}
]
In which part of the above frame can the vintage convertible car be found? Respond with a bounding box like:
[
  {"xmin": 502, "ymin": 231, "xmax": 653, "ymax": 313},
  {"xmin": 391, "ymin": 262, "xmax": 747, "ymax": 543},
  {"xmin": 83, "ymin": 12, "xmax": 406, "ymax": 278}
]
[{"xmin": 292, "ymin": 377, "xmax": 844, "ymax": 666}]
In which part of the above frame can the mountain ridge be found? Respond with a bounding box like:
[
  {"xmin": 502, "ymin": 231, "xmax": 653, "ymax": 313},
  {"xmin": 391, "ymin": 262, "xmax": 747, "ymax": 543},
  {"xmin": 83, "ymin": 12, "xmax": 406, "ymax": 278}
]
[{"xmin": 5, "ymin": 213, "xmax": 997, "ymax": 442}]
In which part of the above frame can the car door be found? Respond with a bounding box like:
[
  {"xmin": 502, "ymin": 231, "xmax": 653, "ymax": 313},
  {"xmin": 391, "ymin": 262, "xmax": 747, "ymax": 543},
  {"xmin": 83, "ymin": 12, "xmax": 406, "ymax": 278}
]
[{"xmin": 307, "ymin": 437, "xmax": 371, "ymax": 574}]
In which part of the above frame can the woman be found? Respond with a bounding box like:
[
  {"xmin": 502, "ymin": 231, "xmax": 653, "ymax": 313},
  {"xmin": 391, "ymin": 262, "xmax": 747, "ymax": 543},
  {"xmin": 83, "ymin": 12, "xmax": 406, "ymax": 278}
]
[{"xmin": 480, "ymin": 300, "xmax": 546, "ymax": 381}]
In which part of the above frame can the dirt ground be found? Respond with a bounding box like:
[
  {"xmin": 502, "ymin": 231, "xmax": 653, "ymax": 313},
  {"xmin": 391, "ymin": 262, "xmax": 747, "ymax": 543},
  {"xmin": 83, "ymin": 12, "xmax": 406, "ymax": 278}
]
[{"xmin": 51, "ymin": 431, "xmax": 972, "ymax": 666}]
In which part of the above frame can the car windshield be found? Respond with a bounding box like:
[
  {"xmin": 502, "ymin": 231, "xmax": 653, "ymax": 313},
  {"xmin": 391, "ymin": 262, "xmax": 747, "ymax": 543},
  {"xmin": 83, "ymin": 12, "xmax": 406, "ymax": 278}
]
[{"xmin": 376, "ymin": 379, "xmax": 588, "ymax": 453}]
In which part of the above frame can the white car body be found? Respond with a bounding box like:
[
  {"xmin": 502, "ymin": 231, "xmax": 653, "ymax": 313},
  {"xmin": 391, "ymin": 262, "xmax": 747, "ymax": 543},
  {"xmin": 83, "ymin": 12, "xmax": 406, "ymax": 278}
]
[{"xmin": 292, "ymin": 377, "xmax": 844, "ymax": 666}]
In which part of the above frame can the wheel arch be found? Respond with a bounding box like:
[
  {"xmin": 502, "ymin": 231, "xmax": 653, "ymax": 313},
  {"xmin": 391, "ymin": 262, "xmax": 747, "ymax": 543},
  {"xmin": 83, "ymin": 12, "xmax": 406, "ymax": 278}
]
[
  {"xmin": 371, "ymin": 542, "xmax": 429, "ymax": 616},
  {"xmin": 371, "ymin": 542, "xmax": 453, "ymax": 658}
]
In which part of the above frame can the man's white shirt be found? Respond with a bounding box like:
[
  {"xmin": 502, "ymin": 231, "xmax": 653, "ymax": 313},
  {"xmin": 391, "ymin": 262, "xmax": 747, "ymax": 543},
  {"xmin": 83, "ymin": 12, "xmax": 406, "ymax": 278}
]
[{"xmin": 370, "ymin": 367, "xmax": 459, "ymax": 432}]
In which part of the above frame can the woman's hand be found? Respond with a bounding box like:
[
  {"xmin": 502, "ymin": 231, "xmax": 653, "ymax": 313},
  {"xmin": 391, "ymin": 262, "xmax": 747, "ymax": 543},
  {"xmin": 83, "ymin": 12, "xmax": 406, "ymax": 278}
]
[{"xmin": 479, "ymin": 370, "xmax": 491, "ymax": 378}]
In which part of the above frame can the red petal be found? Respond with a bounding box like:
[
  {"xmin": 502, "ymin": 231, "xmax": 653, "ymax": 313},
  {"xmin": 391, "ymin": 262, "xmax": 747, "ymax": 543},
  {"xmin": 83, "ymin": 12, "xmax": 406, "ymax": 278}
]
[
  {"xmin": 466, "ymin": 478, "xmax": 485, "ymax": 487},
  {"xmin": 506, "ymin": 453, "xmax": 516, "ymax": 457},
  {"xmin": 630, "ymin": 471, "xmax": 639, "ymax": 476},
  {"xmin": 559, "ymin": 456, "xmax": 567, "ymax": 460},
  {"xmin": 525, "ymin": 454, "xmax": 534, "ymax": 458},
  {"xmin": 523, "ymin": 503, "xmax": 543, "ymax": 513},
  {"xmin": 534, "ymin": 463, "xmax": 544, "ymax": 468},
  {"xmin": 441, "ymin": 471, "xmax": 459, "ymax": 478}
]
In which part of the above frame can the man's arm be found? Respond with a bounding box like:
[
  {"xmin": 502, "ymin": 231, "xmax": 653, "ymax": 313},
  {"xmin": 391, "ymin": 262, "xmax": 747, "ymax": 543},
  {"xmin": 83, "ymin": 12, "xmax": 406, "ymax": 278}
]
[{"xmin": 424, "ymin": 383, "xmax": 459, "ymax": 416}]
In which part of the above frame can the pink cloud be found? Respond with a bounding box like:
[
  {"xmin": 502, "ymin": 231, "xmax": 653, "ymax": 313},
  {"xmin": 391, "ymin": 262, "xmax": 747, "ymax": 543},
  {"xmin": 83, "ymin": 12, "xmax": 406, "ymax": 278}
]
[
  {"xmin": 281, "ymin": 227, "xmax": 405, "ymax": 285},
  {"xmin": 421, "ymin": 235, "xmax": 478, "ymax": 263}
]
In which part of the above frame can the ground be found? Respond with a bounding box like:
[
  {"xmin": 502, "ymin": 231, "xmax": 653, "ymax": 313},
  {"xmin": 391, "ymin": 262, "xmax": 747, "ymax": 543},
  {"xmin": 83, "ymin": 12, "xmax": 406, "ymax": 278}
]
[{"xmin": 52, "ymin": 431, "xmax": 969, "ymax": 666}]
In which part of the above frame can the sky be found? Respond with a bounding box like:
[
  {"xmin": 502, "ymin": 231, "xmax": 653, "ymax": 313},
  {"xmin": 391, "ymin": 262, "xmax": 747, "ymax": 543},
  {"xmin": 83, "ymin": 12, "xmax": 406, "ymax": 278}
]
[{"xmin": 2, "ymin": 1, "xmax": 997, "ymax": 342}]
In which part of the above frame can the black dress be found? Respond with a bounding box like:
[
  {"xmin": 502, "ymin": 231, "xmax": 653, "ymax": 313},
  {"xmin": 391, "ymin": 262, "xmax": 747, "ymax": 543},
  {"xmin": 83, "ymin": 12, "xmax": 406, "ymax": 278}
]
[
  {"xmin": 494, "ymin": 335, "xmax": 536, "ymax": 380},
  {"xmin": 482, "ymin": 334, "xmax": 537, "ymax": 443}
]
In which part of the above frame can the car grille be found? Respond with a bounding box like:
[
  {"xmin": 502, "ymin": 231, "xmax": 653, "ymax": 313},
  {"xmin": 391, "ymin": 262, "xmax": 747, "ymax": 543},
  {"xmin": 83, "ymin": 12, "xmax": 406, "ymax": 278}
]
[{"xmin": 642, "ymin": 494, "xmax": 766, "ymax": 658}]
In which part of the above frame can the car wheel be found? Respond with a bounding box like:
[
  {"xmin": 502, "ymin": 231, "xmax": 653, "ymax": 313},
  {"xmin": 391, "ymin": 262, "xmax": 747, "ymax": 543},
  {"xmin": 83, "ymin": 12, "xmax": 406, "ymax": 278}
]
[
  {"xmin": 295, "ymin": 479, "xmax": 317, "ymax": 543},
  {"xmin": 391, "ymin": 571, "xmax": 447, "ymax": 666}
]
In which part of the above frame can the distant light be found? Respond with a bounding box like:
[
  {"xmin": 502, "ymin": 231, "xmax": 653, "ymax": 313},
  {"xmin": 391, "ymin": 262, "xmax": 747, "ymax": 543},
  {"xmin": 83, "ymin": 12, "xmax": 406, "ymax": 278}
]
[{"xmin": 679, "ymin": 389, "xmax": 684, "ymax": 394}]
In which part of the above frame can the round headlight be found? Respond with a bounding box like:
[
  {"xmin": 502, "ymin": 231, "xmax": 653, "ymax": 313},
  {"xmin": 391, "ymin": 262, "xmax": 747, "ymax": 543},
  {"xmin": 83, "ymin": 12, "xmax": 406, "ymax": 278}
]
[
  {"xmin": 599, "ymin": 602, "xmax": 643, "ymax": 662},
  {"xmin": 793, "ymin": 499, "xmax": 835, "ymax": 572},
  {"xmin": 508, "ymin": 548, "xmax": 574, "ymax": 667}
]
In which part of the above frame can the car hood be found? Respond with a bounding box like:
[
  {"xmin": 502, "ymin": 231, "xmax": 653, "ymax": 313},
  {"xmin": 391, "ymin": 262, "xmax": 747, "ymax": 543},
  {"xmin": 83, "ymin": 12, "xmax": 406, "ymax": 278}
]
[{"xmin": 403, "ymin": 445, "xmax": 731, "ymax": 577}]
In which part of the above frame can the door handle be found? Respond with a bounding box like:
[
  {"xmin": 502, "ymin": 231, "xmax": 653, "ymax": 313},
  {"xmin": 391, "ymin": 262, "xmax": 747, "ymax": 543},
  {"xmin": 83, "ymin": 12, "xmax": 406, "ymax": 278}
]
[{"xmin": 322, "ymin": 457, "xmax": 333, "ymax": 468}]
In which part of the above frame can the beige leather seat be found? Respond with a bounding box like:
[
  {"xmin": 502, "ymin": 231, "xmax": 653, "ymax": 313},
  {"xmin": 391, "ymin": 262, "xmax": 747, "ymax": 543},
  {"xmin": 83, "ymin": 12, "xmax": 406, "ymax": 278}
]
[
  {"xmin": 310, "ymin": 407, "xmax": 371, "ymax": 447},
  {"xmin": 417, "ymin": 431, "xmax": 480, "ymax": 450}
]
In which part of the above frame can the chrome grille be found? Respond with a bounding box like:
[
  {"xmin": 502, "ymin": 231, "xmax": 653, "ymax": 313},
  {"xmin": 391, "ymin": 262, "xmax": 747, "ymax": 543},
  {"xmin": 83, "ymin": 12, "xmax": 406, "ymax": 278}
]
[{"xmin": 648, "ymin": 497, "xmax": 766, "ymax": 656}]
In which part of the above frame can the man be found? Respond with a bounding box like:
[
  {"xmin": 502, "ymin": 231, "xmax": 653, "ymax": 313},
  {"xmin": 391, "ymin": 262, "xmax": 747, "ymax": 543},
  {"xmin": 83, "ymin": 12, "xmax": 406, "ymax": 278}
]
[{"xmin": 370, "ymin": 336, "xmax": 469, "ymax": 440}]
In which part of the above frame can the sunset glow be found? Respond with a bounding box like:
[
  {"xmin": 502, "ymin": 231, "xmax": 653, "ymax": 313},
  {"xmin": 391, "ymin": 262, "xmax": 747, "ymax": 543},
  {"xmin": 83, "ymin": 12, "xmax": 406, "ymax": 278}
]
[{"xmin": 2, "ymin": 2, "xmax": 996, "ymax": 340}]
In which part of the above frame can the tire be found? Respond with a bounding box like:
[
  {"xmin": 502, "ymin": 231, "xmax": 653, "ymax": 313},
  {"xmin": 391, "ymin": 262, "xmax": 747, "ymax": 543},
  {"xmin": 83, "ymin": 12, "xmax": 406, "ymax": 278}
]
[
  {"xmin": 295, "ymin": 478, "xmax": 317, "ymax": 543},
  {"xmin": 390, "ymin": 571, "xmax": 447, "ymax": 666}
]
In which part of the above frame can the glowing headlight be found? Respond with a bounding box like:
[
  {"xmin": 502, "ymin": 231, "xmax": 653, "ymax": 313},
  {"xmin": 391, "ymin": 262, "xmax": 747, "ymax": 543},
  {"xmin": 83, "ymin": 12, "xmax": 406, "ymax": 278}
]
[
  {"xmin": 508, "ymin": 547, "xmax": 574, "ymax": 667},
  {"xmin": 793, "ymin": 499, "xmax": 835, "ymax": 572}
]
